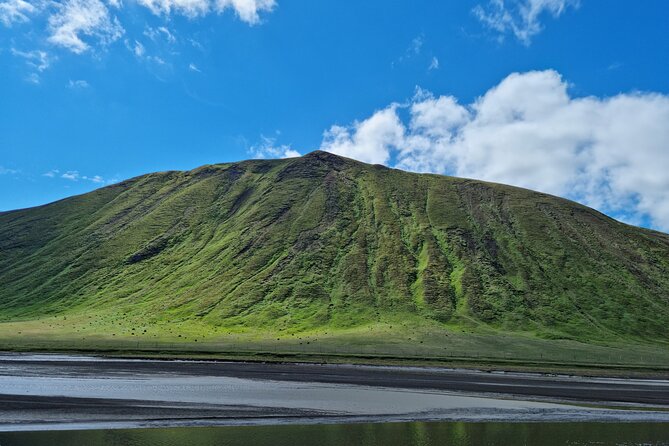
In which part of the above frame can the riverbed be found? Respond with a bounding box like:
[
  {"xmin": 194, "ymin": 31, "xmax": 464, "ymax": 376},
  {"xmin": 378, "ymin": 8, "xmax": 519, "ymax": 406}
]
[{"xmin": 0, "ymin": 353, "xmax": 668, "ymax": 431}]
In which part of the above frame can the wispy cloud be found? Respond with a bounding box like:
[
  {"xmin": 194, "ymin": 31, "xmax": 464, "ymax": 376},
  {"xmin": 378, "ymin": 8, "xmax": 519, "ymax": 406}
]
[
  {"xmin": 55, "ymin": 170, "xmax": 106, "ymax": 183},
  {"xmin": 124, "ymin": 37, "xmax": 171, "ymax": 73},
  {"xmin": 394, "ymin": 34, "xmax": 424, "ymax": 67},
  {"xmin": 474, "ymin": 0, "xmax": 578, "ymax": 45},
  {"xmin": 47, "ymin": 0, "xmax": 125, "ymax": 54},
  {"xmin": 0, "ymin": 166, "xmax": 19, "ymax": 175},
  {"xmin": 188, "ymin": 62, "xmax": 201, "ymax": 72},
  {"xmin": 132, "ymin": 40, "xmax": 145, "ymax": 57},
  {"xmin": 144, "ymin": 25, "xmax": 176, "ymax": 43},
  {"xmin": 61, "ymin": 171, "xmax": 80, "ymax": 181},
  {"xmin": 250, "ymin": 135, "xmax": 300, "ymax": 159},
  {"xmin": 428, "ymin": 56, "xmax": 439, "ymax": 71},
  {"xmin": 408, "ymin": 34, "xmax": 423, "ymax": 56},
  {"xmin": 217, "ymin": 0, "xmax": 276, "ymax": 24},
  {"xmin": 0, "ymin": 0, "xmax": 37, "ymax": 26},
  {"xmin": 11, "ymin": 48, "xmax": 52, "ymax": 71},
  {"xmin": 25, "ymin": 72, "xmax": 40, "ymax": 84},
  {"xmin": 136, "ymin": 0, "xmax": 275, "ymax": 23},
  {"xmin": 2, "ymin": 0, "xmax": 277, "ymax": 73},
  {"xmin": 607, "ymin": 61, "xmax": 623, "ymax": 71},
  {"xmin": 68, "ymin": 79, "xmax": 90, "ymax": 88},
  {"xmin": 150, "ymin": 55, "xmax": 166, "ymax": 65},
  {"xmin": 87, "ymin": 175, "xmax": 105, "ymax": 183}
]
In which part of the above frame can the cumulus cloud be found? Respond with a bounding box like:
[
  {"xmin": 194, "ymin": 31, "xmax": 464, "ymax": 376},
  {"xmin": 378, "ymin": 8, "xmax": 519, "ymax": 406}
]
[
  {"xmin": 319, "ymin": 70, "xmax": 669, "ymax": 231},
  {"xmin": 251, "ymin": 136, "xmax": 300, "ymax": 159},
  {"xmin": 47, "ymin": 0, "xmax": 124, "ymax": 53},
  {"xmin": 474, "ymin": 0, "xmax": 578, "ymax": 45},
  {"xmin": 321, "ymin": 105, "xmax": 405, "ymax": 165}
]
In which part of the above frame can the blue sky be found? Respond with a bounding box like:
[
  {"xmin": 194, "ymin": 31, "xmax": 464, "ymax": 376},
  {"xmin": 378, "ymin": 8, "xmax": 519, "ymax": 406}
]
[{"xmin": 1, "ymin": 0, "xmax": 669, "ymax": 230}]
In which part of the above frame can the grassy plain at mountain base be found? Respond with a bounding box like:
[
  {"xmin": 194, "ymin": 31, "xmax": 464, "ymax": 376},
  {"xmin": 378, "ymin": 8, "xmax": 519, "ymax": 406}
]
[
  {"xmin": 1, "ymin": 151, "xmax": 668, "ymax": 367},
  {"xmin": 1, "ymin": 309, "xmax": 668, "ymax": 372}
]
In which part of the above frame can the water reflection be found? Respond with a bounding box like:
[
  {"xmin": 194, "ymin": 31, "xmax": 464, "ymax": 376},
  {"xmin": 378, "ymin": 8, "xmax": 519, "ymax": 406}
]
[{"xmin": 1, "ymin": 422, "xmax": 668, "ymax": 446}]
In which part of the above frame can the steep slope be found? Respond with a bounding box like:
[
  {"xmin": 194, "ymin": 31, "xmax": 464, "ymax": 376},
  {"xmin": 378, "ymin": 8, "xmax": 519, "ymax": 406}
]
[{"xmin": 1, "ymin": 151, "xmax": 669, "ymax": 344}]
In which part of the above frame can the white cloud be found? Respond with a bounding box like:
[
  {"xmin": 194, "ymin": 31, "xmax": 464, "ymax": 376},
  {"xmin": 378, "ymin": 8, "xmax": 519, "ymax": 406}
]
[
  {"xmin": 188, "ymin": 62, "xmax": 201, "ymax": 72},
  {"xmin": 282, "ymin": 149, "xmax": 300, "ymax": 158},
  {"xmin": 474, "ymin": 0, "xmax": 578, "ymax": 45},
  {"xmin": 408, "ymin": 34, "xmax": 423, "ymax": 55},
  {"xmin": 133, "ymin": 40, "xmax": 145, "ymax": 57},
  {"xmin": 0, "ymin": 0, "xmax": 36, "ymax": 26},
  {"xmin": 320, "ymin": 105, "xmax": 405, "ymax": 165},
  {"xmin": 319, "ymin": 70, "xmax": 669, "ymax": 231},
  {"xmin": 43, "ymin": 169, "xmax": 59, "ymax": 177},
  {"xmin": 126, "ymin": 40, "xmax": 167, "ymax": 67},
  {"xmin": 394, "ymin": 34, "xmax": 425, "ymax": 67},
  {"xmin": 11, "ymin": 48, "xmax": 51, "ymax": 71},
  {"xmin": 215, "ymin": 0, "xmax": 275, "ymax": 24},
  {"xmin": 86, "ymin": 175, "xmax": 105, "ymax": 183},
  {"xmin": 4, "ymin": 0, "xmax": 275, "ymax": 67},
  {"xmin": 137, "ymin": 0, "xmax": 275, "ymax": 23},
  {"xmin": 159, "ymin": 25, "xmax": 176, "ymax": 42},
  {"xmin": 251, "ymin": 135, "xmax": 300, "ymax": 159},
  {"xmin": 68, "ymin": 79, "xmax": 89, "ymax": 88},
  {"xmin": 59, "ymin": 170, "xmax": 106, "ymax": 183},
  {"xmin": 47, "ymin": 0, "xmax": 124, "ymax": 53},
  {"xmin": 428, "ymin": 56, "xmax": 439, "ymax": 71},
  {"xmin": 25, "ymin": 72, "xmax": 40, "ymax": 84},
  {"xmin": 608, "ymin": 61, "xmax": 622, "ymax": 71},
  {"xmin": 150, "ymin": 55, "xmax": 166, "ymax": 65},
  {"xmin": 61, "ymin": 171, "xmax": 80, "ymax": 181},
  {"xmin": 144, "ymin": 25, "xmax": 176, "ymax": 43},
  {"xmin": 189, "ymin": 38, "xmax": 204, "ymax": 50},
  {"xmin": 138, "ymin": 0, "xmax": 209, "ymax": 18}
]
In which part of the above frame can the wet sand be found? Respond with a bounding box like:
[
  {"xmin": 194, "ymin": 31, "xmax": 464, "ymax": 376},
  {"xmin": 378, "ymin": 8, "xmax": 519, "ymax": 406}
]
[{"xmin": 0, "ymin": 353, "xmax": 668, "ymax": 431}]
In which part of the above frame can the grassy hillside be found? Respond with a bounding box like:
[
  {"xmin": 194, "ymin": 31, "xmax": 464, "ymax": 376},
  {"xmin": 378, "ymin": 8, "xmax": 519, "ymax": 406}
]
[{"xmin": 1, "ymin": 151, "xmax": 668, "ymax": 361}]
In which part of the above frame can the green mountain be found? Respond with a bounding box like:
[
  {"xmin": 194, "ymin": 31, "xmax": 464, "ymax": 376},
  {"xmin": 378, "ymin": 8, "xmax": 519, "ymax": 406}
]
[{"xmin": 1, "ymin": 151, "xmax": 669, "ymax": 354}]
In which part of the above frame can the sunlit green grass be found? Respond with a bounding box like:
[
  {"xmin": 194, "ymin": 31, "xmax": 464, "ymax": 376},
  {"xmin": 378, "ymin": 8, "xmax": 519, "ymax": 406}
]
[
  {"xmin": 1, "ymin": 151, "xmax": 669, "ymax": 365},
  {"xmin": 2, "ymin": 311, "xmax": 668, "ymax": 370}
]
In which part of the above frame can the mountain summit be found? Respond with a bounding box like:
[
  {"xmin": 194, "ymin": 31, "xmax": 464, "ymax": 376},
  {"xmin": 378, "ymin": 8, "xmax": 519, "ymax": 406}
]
[{"xmin": 1, "ymin": 151, "xmax": 668, "ymax": 343}]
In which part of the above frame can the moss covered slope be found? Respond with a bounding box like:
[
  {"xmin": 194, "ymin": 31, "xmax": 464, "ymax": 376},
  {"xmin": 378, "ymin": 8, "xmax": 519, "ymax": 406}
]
[{"xmin": 1, "ymin": 150, "xmax": 668, "ymax": 344}]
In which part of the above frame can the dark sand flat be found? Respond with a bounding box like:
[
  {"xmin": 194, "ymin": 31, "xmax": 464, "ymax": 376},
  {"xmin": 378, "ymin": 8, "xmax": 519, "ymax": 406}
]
[{"xmin": 1, "ymin": 353, "xmax": 668, "ymax": 431}]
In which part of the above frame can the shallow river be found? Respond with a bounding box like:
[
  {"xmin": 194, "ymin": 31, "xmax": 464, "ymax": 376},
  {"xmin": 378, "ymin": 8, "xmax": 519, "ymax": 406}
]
[
  {"xmin": 1, "ymin": 422, "xmax": 669, "ymax": 446},
  {"xmin": 1, "ymin": 354, "xmax": 669, "ymax": 444}
]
